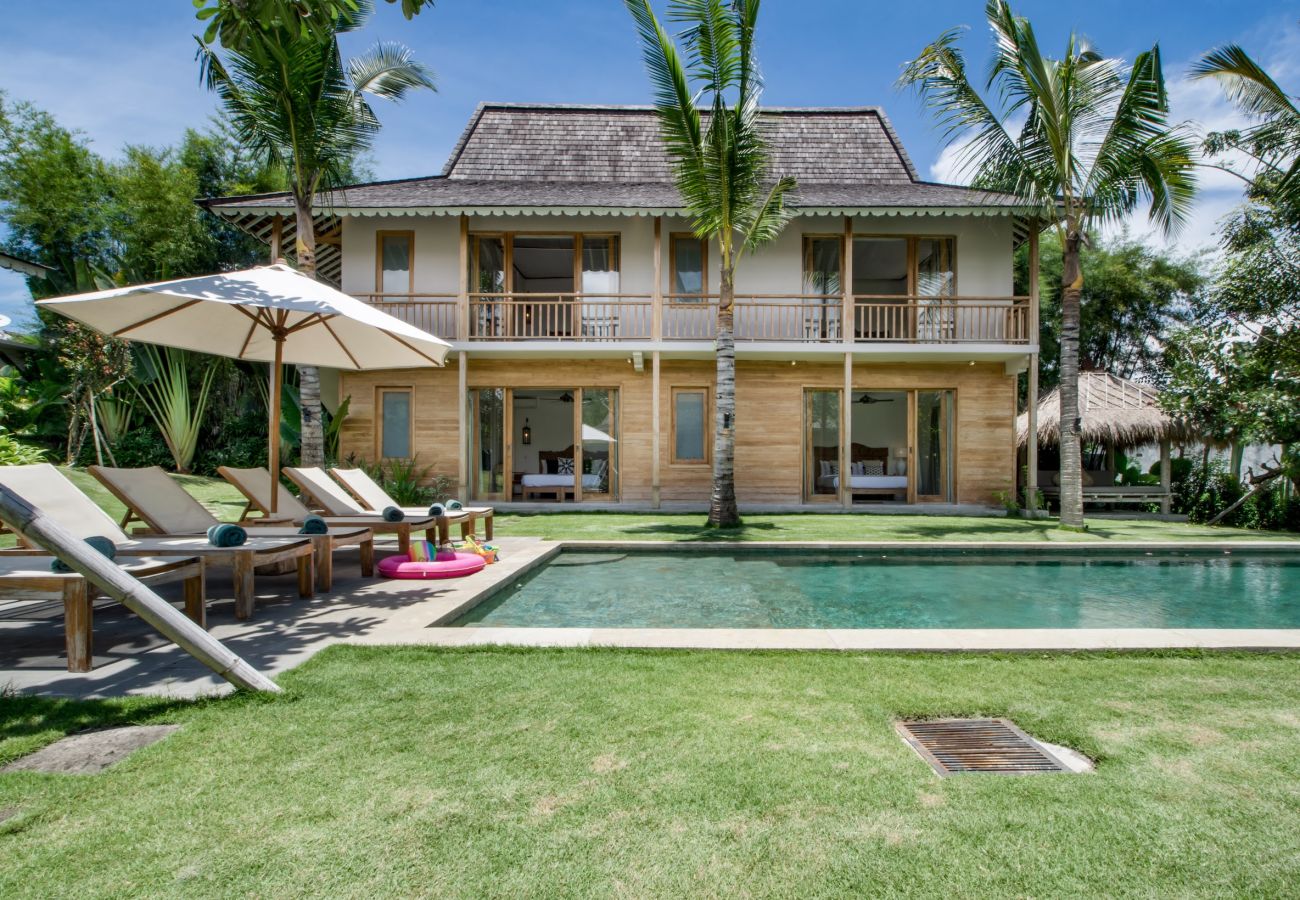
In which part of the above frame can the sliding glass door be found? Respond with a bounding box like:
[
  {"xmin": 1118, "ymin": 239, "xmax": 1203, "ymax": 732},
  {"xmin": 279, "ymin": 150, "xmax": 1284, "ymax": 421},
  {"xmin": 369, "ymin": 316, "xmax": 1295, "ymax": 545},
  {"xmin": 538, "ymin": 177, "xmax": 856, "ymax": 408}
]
[
  {"xmin": 470, "ymin": 388, "xmax": 508, "ymax": 500},
  {"xmin": 578, "ymin": 388, "xmax": 618, "ymax": 500},
  {"xmin": 914, "ymin": 390, "xmax": 955, "ymax": 501},
  {"xmin": 803, "ymin": 389, "xmax": 841, "ymax": 502}
]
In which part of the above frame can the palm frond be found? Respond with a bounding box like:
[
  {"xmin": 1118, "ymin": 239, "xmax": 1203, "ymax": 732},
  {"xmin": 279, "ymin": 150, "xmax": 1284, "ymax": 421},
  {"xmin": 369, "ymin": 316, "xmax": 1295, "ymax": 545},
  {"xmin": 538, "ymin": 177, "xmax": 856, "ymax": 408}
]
[
  {"xmin": 1193, "ymin": 45, "xmax": 1300, "ymax": 122},
  {"xmin": 347, "ymin": 41, "xmax": 436, "ymax": 99},
  {"xmin": 899, "ymin": 23, "xmax": 1056, "ymax": 216},
  {"xmin": 736, "ymin": 175, "xmax": 796, "ymax": 254},
  {"xmin": 669, "ymin": 0, "xmax": 742, "ymax": 94}
]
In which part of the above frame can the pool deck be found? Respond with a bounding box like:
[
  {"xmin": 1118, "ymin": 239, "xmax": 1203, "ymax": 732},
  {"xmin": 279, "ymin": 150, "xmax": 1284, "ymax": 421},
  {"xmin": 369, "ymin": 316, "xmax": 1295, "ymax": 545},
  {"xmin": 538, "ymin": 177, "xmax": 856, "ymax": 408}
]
[{"xmin": 2, "ymin": 537, "xmax": 1298, "ymax": 699}]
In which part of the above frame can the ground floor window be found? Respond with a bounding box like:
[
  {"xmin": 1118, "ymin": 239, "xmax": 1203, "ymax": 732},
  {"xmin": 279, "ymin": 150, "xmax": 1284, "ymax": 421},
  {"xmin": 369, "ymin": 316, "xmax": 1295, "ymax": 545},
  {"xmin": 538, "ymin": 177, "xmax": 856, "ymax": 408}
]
[
  {"xmin": 671, "ymin": 387, "xmax": 709, "ymax": 464},
  {"xmin": 377, "ymin": 387, "xmax": 412, "ymax": 459}
]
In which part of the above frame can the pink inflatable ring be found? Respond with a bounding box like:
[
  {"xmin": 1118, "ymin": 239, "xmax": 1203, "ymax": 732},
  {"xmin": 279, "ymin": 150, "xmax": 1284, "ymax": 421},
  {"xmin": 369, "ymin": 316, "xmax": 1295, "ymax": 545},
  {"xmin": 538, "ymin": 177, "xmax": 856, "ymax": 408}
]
[{"xmin": 378, "ymin": 551, "xmax": 486, "ymax": 580}]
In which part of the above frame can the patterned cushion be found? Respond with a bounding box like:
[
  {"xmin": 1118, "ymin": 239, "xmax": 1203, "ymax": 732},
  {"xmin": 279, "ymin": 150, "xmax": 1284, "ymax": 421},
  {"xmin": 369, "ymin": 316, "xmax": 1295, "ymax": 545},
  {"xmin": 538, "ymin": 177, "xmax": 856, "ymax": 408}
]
[
  {"xmin": 557, "ymin": 457, "xmax": 575, "ymax": 474},
  {"xmin": 861, "ymin": 460, "xmax": 886, "ymax": 477}
]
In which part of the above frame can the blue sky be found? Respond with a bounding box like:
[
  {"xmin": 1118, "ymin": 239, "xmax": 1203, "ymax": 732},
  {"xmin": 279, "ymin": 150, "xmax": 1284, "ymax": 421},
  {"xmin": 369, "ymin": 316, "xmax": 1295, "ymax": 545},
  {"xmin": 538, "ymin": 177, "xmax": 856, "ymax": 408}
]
[{"xmin": 2, "ymin": 0, "xmax": 1298, "ymax": 326}]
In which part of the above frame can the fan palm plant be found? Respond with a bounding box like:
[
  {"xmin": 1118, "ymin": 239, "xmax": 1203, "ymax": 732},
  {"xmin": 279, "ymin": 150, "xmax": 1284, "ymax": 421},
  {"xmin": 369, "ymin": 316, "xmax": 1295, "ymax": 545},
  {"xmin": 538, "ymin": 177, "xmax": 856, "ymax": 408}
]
[
  {"xmin": 132, "ymin": 345, "xmax": 217, "ymax": 474},
  {"xmin": 197, "ymin": 1, "xmax": 434, "ymax": 466},
  {"xmin": 625, "ymin": 0, "xmax": 796, "ymax": 527},
  {"xmin": 900, "ymin": 0, "xmax": 1197, "ymax": 528}
]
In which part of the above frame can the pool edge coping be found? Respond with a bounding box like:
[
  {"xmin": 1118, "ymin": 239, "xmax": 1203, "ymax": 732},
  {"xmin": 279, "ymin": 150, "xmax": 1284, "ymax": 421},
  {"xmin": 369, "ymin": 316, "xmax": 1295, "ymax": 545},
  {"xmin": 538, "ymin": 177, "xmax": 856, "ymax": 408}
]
[{"xmin": 406, "ymin": 538, "xmax": 1300, "ymax": 651}]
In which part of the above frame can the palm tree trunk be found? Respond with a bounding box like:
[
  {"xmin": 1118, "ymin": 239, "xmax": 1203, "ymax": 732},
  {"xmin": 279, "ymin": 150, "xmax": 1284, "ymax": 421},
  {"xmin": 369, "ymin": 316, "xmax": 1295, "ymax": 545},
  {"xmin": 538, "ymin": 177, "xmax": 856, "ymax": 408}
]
[
  {"xmin": 293, "ymin": 192, "xmax": 326, "ymax": 468},
  {"xmin": 1058, "ymin": 233, "xmax": 1085, "ymax": 528},
  {"xmin": 709, "ymin": 271, "xmax": 740, "ymax": 527}
]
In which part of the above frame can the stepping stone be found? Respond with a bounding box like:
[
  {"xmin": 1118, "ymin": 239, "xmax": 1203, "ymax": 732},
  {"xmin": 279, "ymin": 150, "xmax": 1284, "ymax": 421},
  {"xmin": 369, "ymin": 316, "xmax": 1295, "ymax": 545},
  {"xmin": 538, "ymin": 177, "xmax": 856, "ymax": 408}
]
[{"xmin": 1, "ymin": 725, "xmax": 179, "ymax": 775}]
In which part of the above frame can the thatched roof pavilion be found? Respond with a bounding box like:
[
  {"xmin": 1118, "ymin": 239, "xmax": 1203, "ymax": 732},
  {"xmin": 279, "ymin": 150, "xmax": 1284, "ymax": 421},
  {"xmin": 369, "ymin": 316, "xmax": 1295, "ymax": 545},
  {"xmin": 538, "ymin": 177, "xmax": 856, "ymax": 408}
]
[{"xmin": 1016, "ymin": 371, "xmax": 1193, "ymax": 449}]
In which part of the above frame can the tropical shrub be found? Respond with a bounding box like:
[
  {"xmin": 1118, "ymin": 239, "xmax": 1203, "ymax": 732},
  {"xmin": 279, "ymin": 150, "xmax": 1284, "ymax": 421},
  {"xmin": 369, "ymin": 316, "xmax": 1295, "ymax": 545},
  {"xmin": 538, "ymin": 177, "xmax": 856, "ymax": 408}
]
[
  {"xmin": 131, "ymin": 345, "xmax": 217, "ymax": 474},
  {"xmin": 344, "ymin": 453, "xmax": 454, "ymax": 506},
  {"xmin": 82, "ymin": 427, "xmax": 173, "ymax": 470},
  {"xmin": 0, "ymin": 429, "xmax": 46, "ymax": 465},
  {"xmin": 1176, "ymin": 458, "xmax": 1300, "ymax": 531}
]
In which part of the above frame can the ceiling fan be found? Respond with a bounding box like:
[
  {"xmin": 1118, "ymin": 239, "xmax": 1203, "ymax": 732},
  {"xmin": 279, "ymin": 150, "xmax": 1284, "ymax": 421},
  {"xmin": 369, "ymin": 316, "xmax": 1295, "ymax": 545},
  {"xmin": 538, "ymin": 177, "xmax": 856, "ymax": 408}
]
[{"xmin": 855, "ymin": 394, "xmax": 896, "ymax": 404}]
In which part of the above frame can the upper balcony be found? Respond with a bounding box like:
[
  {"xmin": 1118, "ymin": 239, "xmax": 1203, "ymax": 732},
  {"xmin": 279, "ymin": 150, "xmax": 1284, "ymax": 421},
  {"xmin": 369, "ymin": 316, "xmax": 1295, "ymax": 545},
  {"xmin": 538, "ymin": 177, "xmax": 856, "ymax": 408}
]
[{"xmin": 354, "ymin": 291, "xmax": 1033, "ymax": 346}]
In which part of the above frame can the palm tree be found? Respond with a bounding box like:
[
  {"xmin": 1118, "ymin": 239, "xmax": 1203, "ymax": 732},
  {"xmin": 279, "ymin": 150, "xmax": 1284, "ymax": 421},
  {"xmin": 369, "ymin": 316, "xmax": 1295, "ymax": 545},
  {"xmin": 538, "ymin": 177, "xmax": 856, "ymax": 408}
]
[
  {"xmin": 625, "ymin": 0, "xmax": 796, "ymax": 527},
  {"xmin": 900, "ymin": 0, "xmax": 1196, "ymax": 528},
  {"xmin": 198, "ymin": 3, "xmax": 434, "ymax": 465}
]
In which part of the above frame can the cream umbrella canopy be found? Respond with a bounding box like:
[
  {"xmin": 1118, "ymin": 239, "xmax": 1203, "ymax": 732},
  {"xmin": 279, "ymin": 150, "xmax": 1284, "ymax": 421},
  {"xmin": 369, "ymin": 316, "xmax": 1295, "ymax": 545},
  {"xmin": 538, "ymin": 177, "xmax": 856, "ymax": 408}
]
[{"xmin": 38, "ymin": 264, "xmax": 451, "ymax": 512}]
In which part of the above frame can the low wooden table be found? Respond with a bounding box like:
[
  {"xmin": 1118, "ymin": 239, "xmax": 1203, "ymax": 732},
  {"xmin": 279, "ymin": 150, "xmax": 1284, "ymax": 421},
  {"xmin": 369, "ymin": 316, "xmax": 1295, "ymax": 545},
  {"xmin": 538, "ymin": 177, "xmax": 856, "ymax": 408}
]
[{"xmin": 0, "ymin": 555, "xmax": 205, "ymax": 673}]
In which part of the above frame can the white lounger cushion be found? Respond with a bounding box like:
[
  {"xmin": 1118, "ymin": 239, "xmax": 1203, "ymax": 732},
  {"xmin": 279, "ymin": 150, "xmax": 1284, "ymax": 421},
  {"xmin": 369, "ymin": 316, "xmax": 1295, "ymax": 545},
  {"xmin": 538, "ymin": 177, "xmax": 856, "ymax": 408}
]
[
  {"xmin": 0, "ymin": 464, "xmax": 130, "ymax": 543},
  {"xmin": 91, "ymin": 466, "xmax": 219, "ymax": 534}
]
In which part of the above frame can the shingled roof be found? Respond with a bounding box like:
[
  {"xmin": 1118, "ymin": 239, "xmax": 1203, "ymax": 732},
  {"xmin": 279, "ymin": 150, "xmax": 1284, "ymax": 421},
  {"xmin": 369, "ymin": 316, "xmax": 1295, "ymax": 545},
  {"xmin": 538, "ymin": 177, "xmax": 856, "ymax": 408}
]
[{"xmin": 204, "ymin": 103, "xmax": 1027, "ymax": 217}]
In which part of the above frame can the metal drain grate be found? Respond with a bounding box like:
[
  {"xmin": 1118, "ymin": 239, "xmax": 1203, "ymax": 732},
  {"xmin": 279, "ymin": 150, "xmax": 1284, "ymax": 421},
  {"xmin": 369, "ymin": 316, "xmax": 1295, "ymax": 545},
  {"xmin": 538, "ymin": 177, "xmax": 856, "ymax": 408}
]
[{"xmin": 896, "ymin": 718, "xmax": 1069, "ymax": 776}]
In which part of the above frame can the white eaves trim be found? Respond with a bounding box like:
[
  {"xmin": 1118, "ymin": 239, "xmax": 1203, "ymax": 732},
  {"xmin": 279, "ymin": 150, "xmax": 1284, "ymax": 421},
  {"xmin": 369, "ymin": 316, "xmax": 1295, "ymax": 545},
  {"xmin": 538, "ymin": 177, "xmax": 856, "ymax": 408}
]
[{"xmin": 216, "ymin": 205, "xmax": 1031, "ymax": 219}]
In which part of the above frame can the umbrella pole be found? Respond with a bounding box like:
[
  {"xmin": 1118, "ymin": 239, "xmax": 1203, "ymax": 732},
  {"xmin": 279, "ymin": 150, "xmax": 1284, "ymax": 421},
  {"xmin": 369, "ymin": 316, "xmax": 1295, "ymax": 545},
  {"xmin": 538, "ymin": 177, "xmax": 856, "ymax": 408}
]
[{"xmin": 268, "ymin": 335, "xmax": 284, "ymax": 515}]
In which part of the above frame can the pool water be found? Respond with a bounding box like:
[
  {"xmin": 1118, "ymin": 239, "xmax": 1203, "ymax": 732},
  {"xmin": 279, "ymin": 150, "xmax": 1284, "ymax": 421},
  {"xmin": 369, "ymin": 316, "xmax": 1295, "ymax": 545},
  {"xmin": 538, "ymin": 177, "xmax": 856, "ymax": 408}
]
[{"xmin": 453, "ymin": 549, "xmax": 1300, "ymax": 629}]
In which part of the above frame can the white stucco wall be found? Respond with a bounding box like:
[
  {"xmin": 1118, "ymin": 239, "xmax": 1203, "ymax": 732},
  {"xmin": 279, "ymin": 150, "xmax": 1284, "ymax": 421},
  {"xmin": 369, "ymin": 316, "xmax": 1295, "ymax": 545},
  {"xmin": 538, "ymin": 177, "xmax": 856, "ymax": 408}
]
[{"xmin": 339, "ymin": 211, "xmax": 1016, "ymax": 301}]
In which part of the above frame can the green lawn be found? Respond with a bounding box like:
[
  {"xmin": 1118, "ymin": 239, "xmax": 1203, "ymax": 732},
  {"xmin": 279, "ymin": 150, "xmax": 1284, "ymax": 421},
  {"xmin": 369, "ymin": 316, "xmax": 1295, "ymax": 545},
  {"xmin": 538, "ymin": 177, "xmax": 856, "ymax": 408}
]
[
  {"xmin": 2, "ymin": 648, "xmax": 1298, "ymax": 896},
  {"xmin": 2, "ymin": 469, "xmax": 1294, "ymax": 547},
  {"xmin": 490, "ymin": 511, "xmax": 1300, "ymax": 543}
]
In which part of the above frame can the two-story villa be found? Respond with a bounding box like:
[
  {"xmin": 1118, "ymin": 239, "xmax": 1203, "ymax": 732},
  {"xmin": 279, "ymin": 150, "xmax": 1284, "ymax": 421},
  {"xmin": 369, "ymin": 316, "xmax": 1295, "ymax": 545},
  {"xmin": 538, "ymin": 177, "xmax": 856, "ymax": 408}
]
[{"xmin": 206, "ymin": 103, "xmax": 1040, "ymax": 509}]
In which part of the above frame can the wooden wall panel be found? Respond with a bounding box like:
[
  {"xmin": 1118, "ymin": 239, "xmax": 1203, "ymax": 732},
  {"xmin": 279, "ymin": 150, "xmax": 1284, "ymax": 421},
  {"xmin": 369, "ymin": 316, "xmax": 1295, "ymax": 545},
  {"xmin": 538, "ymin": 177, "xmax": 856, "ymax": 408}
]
[{"xmin": 339, "ymin": 358, "xmax": 1016, "ymax": 505}]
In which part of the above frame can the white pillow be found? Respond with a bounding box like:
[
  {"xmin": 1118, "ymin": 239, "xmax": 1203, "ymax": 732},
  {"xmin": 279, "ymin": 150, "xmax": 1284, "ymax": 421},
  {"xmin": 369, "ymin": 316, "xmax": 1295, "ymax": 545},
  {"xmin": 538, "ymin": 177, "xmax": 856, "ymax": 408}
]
[
  {"xmin": 851, "ymin": 461, "xmax": 866, "ymax": 476},
  {"xmin": 819, "ymin": 460, "xmax": 839, "ymax": 478}
]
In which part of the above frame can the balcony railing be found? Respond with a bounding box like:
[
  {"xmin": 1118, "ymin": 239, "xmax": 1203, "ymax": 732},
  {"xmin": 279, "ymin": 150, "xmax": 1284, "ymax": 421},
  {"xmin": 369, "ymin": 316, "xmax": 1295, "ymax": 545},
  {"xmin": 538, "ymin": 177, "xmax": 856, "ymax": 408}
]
[
  {"xmin": 666, "ymin": 294, "xmax": 1031, "ymax": 343},
  {"xmin": 468, "ymin": 293, "xmax": 653, "ymax": 341},
  {"xmin": 355, "ymin": 293, "xmax": 459, "ymax": 341},
  {"xmin": 358, "ymin": 292, "xmax": 1031, "ymax": 345}
]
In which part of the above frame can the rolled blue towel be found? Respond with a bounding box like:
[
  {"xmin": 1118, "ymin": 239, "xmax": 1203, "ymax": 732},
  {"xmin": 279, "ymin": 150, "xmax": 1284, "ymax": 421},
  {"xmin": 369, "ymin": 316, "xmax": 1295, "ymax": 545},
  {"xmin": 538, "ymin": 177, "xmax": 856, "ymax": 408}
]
[
  {"xmin": 51, "ymin": 536, "xmax": 117, "ymax": 573},
  {"xmin": 381, "ymin": 506, "xmax": 405, "ymax": 523},
  {"xmin": 299, "ymin": 515, "xmax": 328, "ymax": 535},
  {"xmin": 207, "ymin": 523, "xmax": 247, "ymax": 547},
  {"xmin": 427, "ymin": 502, "xmax": 446, "ymax": 518},
  {"xmin": 445, "ymin": 499, "xmax": 463, "ymax": 511}
]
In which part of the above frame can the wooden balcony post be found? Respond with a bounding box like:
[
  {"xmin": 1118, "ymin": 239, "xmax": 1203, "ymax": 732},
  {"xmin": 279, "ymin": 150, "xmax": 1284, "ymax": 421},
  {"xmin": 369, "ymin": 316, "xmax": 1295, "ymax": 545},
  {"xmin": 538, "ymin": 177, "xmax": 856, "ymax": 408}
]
[
  {"xmin": 842, "ymin": 216, "xmax": 853, "ymax": 344},
  {"xmin": 269, "ymin": 214, "xmax": 283, "ymax": 263},
  {"xmin": 457, "ymin": 350, "xmax": 468, "ymax": 500},
  {"xmin": 653, "ymin": 216, "xmax": 663, "ymax": 341},
  {"xmin": 842, "ymin": 351, "xmax": 853, "ymax": 509},
  {"xmin": 651, "ymin": 350, "xmax": 661, "ymax": 508},
  {"xmin": 1025, "ymin": 222, "xmax": 1040, "ymax": 514},
  {"xmin": 457, "ymin": 214, "xmax": 469, "ymax": 342}
]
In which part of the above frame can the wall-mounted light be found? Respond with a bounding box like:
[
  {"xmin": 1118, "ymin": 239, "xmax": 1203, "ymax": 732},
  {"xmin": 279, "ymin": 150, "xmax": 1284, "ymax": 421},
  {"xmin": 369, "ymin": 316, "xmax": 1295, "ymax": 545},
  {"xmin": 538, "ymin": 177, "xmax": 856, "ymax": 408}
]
[{"xmin": 522, "ymin": 418, "xmax": 532, "ymax": 445}]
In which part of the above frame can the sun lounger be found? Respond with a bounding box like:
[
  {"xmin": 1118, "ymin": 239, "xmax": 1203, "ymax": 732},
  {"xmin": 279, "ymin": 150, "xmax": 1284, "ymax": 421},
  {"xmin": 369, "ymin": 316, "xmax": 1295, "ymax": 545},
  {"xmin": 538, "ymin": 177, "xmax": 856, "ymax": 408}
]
[
  {"xmin": 329, "ymin": 467, "xmax": 494, "ymax": 540},
  {"xmin": 0, "ymin": 554, "xmax": 204, "ymax": 672},
  {"xmin": 88, "ymin": 466, "xmax": 374, "ymax": 592},
  {"xmin": 221, "ymin": 466, "xmax": 447, "ymax": 552},
  {"xmin": 0, "ymin": 464, "xmax": 313, "ymax": 620}
]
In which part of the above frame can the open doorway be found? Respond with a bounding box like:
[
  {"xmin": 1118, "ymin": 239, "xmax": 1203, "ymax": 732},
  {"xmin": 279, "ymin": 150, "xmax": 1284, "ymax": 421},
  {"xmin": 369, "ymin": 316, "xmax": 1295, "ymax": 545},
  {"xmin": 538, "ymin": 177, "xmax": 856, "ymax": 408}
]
[
  {"xmin": 847, "ymin": 391, "xmax": 909, "ymax": 502},
  {"xmin": 500, "ymin": 388, "xmax": 619, "ymax": 502}
]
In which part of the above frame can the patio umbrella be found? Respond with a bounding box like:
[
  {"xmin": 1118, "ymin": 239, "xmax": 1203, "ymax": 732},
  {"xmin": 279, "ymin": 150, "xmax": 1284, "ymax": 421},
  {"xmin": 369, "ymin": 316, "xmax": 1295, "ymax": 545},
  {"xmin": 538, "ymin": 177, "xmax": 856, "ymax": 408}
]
[{"xmin": 38, "ymin": 263, "xmax": 451, "ymax": 512}]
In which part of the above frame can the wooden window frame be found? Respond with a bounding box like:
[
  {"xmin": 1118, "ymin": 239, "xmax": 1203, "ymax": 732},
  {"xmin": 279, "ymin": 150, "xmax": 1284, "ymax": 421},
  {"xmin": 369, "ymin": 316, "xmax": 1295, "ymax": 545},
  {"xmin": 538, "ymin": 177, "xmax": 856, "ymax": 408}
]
[
  {"xmin": 467, "ymin": 232, "xmax": 622, "ymax": 293},
  {"xmin": 668, "ymin": 232, "xmax": 708, "ymax": 296},
  {"xmin": 801, "ymin": 234, "xmax": 845, "ymax": 297},
  {"xmin": 669, "ymin": 386, "xmax": 711, "ymax": 466},
  {"xmin": 375, "ymin": 230, "xmax": 415, "ymax": 296},
  {"xmin": 375, "ymin": 386, "xmax": 415, "ymax": 461},
  {"xmin": 848, "ymin": 234, "xmax": 959, "ymax": 296}
]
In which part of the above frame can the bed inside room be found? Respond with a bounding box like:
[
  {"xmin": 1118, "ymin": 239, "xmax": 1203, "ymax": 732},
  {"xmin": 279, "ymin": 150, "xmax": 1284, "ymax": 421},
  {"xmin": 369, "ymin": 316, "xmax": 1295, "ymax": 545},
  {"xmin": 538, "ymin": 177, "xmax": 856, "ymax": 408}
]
[{"xmin": 808, "ymin": 391, "xmax": 910, "ymax": 502}]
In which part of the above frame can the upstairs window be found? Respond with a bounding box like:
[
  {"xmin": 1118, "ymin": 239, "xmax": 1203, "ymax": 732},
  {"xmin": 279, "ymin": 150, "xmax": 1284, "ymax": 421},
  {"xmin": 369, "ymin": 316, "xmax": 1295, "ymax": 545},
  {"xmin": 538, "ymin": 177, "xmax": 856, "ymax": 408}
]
[
  {"xmin": 376, "ymin": 231, "xmax": 413, "ymax": 296},
  {"xmin": 802, "ymin": 236, "xmax": 842, "ymax": 296},
  {"xmin": 852, "ymin": 236, "xmax": 955, "ymax": 297},
  {"xmin": 670, "ymin": 233, "xmax": 707, "ymax": 296}
]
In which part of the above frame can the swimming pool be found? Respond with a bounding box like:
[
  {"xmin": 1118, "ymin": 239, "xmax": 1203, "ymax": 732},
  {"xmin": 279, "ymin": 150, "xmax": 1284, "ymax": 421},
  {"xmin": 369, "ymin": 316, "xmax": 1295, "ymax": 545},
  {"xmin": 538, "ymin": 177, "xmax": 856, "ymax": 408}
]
[{"xmin": 452, "ymin": 548, "xmax": 1300, "ymax": 629}]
